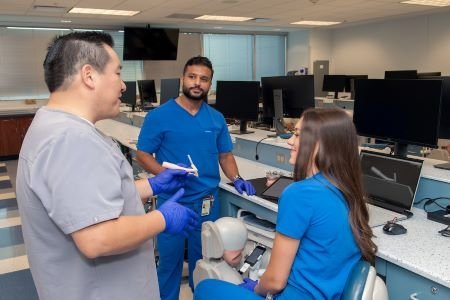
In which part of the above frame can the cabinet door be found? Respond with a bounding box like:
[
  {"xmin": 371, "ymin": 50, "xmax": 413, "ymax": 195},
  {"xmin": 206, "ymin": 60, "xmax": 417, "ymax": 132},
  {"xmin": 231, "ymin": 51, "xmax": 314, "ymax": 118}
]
[
  {"xmin": 386, "ymin": 262, "xmax": 450, "ymax": 299},
  {"xmin": 0, "ymin": 118, "xmax": 21, "ymax": 156},
  {"xmin": 18, "ymin": 116, "xmax": 34, "ymax": 140}
]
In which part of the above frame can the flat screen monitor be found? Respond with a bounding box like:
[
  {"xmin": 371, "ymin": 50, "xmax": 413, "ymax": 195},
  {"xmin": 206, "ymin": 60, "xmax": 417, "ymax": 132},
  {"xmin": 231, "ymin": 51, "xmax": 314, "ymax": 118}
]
[
  {"xmin": 137, "ymin": 80, "xmax": 157, "ymax": 108},
  {"xmin": 120, "ymin": 81, "xmax": 137, "ymax": 111},
  {"xmin": 353, "ymin": 79, "xmax": 443, "ymax": 156},
  {"xmin": 418, "ymin": 72, "xmax": 442, "ymax": 78},
  {"xmin": 347, "ymin": 75, "xmax": 369, "ymax": 99},
  {"xmin": 322, "ymin": 75, "xmax": 348, "ymax": 99},
  {"xmin": 215, "ymin": 80, "xmax": 260, "ymax": 135},
  {"xmin": 261, "ymin": 75, "xmax": 315, "ymax": 119},
  {"xmin": 160, "ymin": 78, "xmax": 180, "ymax": 105},
  {"xmin": 123, "ymin": 27, "xmax": 179, "ymax": 60},
  {"xmin": 438, "ymin": 77, "xmax": 450, "ymax": 140},
  {"xmin": 384, "ymin": 70, "xmax": 417, "ymax": 79}
]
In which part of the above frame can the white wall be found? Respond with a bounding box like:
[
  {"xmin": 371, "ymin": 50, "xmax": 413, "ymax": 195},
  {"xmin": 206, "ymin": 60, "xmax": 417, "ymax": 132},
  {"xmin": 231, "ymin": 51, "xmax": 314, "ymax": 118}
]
[
  {"xmin": 286, "ymin": 30, "xmax": 309, "ymax": 72},
  {"xmin": 287, "ymin": 10, "xmax": 450, "ymax": 77},
  {"xmin": 308, "ymin": 29, "xmax": 332, "ymax": 73}
]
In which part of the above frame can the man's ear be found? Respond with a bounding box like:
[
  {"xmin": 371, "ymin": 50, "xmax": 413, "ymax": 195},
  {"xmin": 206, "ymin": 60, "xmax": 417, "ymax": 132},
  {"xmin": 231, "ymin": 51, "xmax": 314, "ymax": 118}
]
[{"xmin": 81, "ymin": 64, "xmax": 95, "ymax": 89}]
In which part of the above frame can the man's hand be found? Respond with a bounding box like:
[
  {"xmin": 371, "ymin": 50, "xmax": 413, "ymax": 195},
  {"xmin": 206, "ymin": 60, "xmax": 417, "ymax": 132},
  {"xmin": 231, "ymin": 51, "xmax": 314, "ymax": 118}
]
[
  {"xmin": 148, "ymin": 168, "xmax": 188, "ymax": 195},
  {"xmin": 157, "ymin": 188, "xmax": 199, "ymax": 236},
  {"xmin": 234, "ymin": 178, "xmax": 256, "ymax": 196}
]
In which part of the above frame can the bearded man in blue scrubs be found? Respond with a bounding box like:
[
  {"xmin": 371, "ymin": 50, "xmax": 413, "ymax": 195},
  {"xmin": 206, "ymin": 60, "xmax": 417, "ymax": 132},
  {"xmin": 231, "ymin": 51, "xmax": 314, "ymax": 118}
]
[{"xmin": 136, "ymin": 56, "xmax": 256, "ymax": 300}]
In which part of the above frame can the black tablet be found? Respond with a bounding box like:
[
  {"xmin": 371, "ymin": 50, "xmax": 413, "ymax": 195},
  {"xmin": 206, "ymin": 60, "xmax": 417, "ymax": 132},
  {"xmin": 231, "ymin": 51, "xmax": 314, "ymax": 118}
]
[{"xmin": 260, "ymin": 176, "xmax": 294, "ymax": 201}]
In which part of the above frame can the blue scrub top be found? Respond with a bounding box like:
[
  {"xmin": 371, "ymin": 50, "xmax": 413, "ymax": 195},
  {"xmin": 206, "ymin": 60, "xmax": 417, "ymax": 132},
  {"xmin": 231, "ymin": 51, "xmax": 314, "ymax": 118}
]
[
  {"xmin": 137, "ymin": 99, "xmax": 233, "ymax": 204},
  {"xmin": 276, "ymin": 173, "xmax": 361, "ymax": 300}
]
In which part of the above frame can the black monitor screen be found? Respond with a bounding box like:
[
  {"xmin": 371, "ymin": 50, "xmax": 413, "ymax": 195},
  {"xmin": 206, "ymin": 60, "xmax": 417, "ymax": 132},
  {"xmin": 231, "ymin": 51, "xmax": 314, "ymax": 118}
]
[
  {"xmin": 439, "ymin": 77, "xmax": 450, "ymax": 139},
  {"xmin": 261, "ymin": 75, "xmax": 315, "ymax": 119},
  {"xmin": 160, "ymin": 78, "xmax": 180, "ymax": 105},
  {"xmin": 353, "ymin": 79, "xmax": 442, "ymax": 151},
  {"xmin": 215, "ymin": 81, "xmax": 260, "ymax": 134},
  {"xmin": 384, "ymin": 70, "xmax": 417, "ymax": 79},
  {"xmin": 137, "ymin": 80, "xmax": 157, "ymax": 106},
  {"xmin": 322, "ymin": 75, "xmax": 348, "ymax": 93},
  {"xmin": 123, "ymin": 27, "xmax": 179, "ymax": 60},
  {"xmin": 120, "ymin": 81, "xmax": 137, "ymax": 110}
]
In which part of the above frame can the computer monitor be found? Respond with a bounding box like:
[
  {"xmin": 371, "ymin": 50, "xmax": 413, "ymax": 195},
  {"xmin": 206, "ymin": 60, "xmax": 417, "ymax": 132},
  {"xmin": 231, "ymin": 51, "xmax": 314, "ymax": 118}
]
[
  {"xmin": 322, "ymin": 75, "xmax": 348, "ymax": 99},
  {"xmin": 120, "ymin": 81, "xmax": 137, "ymax": 111},
  {"xmin": 418, "ymin": 72, "xmax": 442, "ymax": 78},
  {"xmin": 384, "ymin": 70, "xmax": 418, "ymax": 79},
  {"xmin": 261, "ymin": 75, "xmax": 315, "ymax": 119},
  {"xmin": 418, "ymin": 76, "xmax": 450, "ymax": 140},
  {"xmin": 160, "ymin": 78, "xmax": 180, "ymax": 105},
  {"xmin": 215, "ymin": 80, "xmax": 260, "ymax": 135},
  {"xmin": 347, "ymin": 75, "xmax": 368, "ymax": 99},
  {"xmin": 353, "ymin": 79, "xmax": 443, "ymax": 157},
  {"xmin": 137, "ymin": 80, "xmax": 157, "ymax": 109}
]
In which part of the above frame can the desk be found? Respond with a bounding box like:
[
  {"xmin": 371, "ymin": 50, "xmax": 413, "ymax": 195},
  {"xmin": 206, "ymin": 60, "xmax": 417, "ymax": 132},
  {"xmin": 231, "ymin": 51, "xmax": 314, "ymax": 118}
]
[{"xmin": 95, "ymin": 118, "xmax": 140, "ymax": 151}]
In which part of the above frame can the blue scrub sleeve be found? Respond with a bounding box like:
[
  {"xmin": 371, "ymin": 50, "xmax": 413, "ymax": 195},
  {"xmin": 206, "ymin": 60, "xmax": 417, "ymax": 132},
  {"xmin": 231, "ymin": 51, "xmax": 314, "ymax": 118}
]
[{"xmin": 216, "ymin": 116, "xmax": 233, "ymax": 153}]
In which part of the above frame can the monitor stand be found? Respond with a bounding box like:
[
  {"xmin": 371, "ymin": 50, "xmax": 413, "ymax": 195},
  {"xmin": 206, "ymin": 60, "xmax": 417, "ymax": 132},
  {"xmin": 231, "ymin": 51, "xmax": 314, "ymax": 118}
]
[
  {"xmin": 229, "ymin": 121, "xmax": 254, "ymax": 135},
  {"xmin": 394, "ymin": 143, "xmax": 408, "ymax": 157},
  {"xmin": 273, "ymin": 89, "xmax": 287, "ymax": 136}
]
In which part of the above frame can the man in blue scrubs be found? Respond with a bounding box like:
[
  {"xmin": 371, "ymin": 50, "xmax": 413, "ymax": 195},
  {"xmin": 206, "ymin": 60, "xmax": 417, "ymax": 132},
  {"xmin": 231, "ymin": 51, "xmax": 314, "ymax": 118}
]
[{"xmin": 136, "ymin": 56, "xmax": 256, "ymax": 300}]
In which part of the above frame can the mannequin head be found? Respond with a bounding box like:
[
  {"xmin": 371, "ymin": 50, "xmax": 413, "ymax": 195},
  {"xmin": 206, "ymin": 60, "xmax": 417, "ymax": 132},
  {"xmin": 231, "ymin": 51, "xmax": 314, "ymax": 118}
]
[{"xmin": 214, "ymin": 217, "xmax": 248, "ymax": 267}]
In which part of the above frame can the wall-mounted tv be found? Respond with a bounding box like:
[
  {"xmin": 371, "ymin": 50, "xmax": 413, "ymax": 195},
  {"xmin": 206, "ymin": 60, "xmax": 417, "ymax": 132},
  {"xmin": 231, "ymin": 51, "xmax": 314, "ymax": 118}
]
[{"xmin": 123, "ymin": 27, "xmax": 179, "ymax": 61}]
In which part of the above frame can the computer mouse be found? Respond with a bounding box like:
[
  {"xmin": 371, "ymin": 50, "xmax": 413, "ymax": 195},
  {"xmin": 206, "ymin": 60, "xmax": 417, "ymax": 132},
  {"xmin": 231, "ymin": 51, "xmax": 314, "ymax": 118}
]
[{"xmin": 382, "ymin": 222, "xmax": 407, "ymax": 235}]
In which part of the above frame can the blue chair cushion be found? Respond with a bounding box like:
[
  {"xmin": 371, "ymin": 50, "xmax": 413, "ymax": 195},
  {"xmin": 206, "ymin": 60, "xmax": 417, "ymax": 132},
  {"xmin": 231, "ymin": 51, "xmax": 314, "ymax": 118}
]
[{"xmin": 341, "ymin": 260, "xmax": 370, "ymax": 300}]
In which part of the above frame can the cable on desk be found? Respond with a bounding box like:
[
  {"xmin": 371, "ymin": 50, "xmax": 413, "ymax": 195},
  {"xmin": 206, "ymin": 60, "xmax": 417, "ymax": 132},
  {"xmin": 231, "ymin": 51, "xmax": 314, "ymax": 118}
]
[
  {"xmin": 255, "ymin": 136, "xmax": 274, "ymax": 161},
  {"xmin": 419, "ymin": 197, "xmax": 450, "ymax": 212}
]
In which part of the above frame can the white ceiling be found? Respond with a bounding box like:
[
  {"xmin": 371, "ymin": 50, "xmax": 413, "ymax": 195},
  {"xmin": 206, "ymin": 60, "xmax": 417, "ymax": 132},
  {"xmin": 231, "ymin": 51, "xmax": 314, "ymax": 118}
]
[{"xmin": 1, "ymin": 0, "xmax": 450, "ymax": 32}]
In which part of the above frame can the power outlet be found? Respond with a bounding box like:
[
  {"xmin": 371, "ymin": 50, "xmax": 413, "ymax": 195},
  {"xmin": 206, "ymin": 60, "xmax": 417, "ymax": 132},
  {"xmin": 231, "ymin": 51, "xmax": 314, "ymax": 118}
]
[{"xmin": 276, "ymin": 153, "xmax": 285, "ymax": 163}]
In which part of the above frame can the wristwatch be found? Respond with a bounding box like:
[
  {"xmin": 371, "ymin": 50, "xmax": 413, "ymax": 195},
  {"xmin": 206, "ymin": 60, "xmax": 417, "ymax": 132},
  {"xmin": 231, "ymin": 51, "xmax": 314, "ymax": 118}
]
[{"xmin": 232, "ymin": 174, "xmax": 243, "ymax": 182}]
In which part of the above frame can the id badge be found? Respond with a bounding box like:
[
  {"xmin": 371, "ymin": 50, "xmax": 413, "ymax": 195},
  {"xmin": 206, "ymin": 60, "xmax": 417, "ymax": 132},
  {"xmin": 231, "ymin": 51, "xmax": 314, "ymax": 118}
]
[{"xmin": 201, "ymin": 195, "xmax": 214, "ymax": 216}]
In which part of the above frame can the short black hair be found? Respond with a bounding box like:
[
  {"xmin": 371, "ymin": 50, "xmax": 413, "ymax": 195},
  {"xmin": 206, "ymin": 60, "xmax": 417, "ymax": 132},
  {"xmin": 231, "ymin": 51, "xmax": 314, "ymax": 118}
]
[
  {"xmin": 43, "ymin": 31, "xmax": 114, "ymax": 92},
  {"xmin": 183, "ymin": 56, "xmax": 214, "ymax": 78}
]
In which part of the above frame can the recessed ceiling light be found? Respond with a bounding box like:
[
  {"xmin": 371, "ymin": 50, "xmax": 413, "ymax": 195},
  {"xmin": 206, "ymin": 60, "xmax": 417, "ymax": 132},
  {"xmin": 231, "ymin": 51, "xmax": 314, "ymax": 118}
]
[
  {"xmin": 7, "ymin": 27, "xmax": 70, "ymax": 31},
  {"xmin": 69, "ymin": 7, "xmax": 139, "ymax": 16},
  {"xmin": 401, "ymin": 0, "xmax": 450, "ymax": 6},
  {"xmin": 213, "ymin": 26, "xmax": 224, "ymax": 29},
  {"xmin": 60, "ymin": 20, "xmax": 72, "ymax": 23},
  {"xmin": 290, "ymin": 20, "xmax": 341, "ymax": 26},
  {"xmin": 195, "ymin": 15, "xmax": 253, "ymax": 22}
]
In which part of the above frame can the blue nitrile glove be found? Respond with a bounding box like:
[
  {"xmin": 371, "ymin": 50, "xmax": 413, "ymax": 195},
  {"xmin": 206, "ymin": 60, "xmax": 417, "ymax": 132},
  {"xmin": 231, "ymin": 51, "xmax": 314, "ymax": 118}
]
[
  {"xmin": 148, "ymin": 168, "xmax": 188, "ymax": 195},
  {"xmin": 234, "ymin": 178, "xmax": 256, "ymax": 196},
  {"xmin": 157, "ymin": 188, "xmax": 199, "ymax": 236},
  {"xmin": 238, "ymin": 278, "xmax": 258, "ymax": 291}
]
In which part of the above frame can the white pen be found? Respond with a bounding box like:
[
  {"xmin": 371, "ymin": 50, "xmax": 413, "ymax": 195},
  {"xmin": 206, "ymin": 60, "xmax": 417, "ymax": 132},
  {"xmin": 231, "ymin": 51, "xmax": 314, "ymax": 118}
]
[
  {"xmin": 162, "ymin": 161, "xmax": 199, "ymax": 176},
  {"xmin": 187, "ymin": 154, "xmax": 199, "ymax": 176}
]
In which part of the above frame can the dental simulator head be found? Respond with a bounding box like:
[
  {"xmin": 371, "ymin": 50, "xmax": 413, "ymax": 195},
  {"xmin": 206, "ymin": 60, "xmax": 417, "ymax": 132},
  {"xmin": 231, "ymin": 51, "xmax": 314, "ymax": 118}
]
[
  {"xmin": 193, "ymin": 217, "xmax": 248, "ymax": 287},
  {"xmin": 215, "ymin": 217, "xmax": 248, "ymax": 267}
]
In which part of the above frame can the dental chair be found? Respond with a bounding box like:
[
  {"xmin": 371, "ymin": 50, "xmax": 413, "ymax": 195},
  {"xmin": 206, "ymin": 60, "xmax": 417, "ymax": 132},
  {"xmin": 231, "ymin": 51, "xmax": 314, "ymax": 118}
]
[
  {"xmin": 193, "ymin": 217, "xmax": 248, "ymax": 288},
  {"xmin": 342, "ymin": 260, "xmax": 389, "ymax": 300}
]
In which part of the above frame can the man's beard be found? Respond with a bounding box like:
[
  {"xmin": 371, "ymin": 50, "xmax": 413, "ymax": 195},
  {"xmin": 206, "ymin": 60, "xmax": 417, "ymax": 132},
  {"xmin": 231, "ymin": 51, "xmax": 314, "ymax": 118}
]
[{"xmin": 182, "ymin": 85, "xmax": 208, "ymax": 101}]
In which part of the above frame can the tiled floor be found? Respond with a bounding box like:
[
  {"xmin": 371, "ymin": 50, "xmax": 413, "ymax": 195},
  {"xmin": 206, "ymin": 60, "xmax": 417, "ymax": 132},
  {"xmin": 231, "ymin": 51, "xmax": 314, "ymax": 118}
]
[
  {"xmin": 0, "ymin": 160, "xmax": 38, "ymax": 299},
  {"xmin": 0, "ymin": 160, "xmax": 193, "ymax": 300}
]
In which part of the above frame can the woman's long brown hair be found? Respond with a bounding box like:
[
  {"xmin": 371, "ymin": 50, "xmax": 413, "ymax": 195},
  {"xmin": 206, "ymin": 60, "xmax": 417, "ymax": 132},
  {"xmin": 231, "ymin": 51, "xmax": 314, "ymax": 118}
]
[{"xmin": 294, "ymin": 108, "xmax": 377, "ymax": 264}]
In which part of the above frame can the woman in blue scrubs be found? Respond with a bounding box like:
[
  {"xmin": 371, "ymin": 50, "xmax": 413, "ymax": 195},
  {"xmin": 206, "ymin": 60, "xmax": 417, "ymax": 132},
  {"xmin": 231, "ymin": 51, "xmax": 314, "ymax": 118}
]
[{"xmin": 194, "ymin": 108, "xmax": 377, "ymax": 299}]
